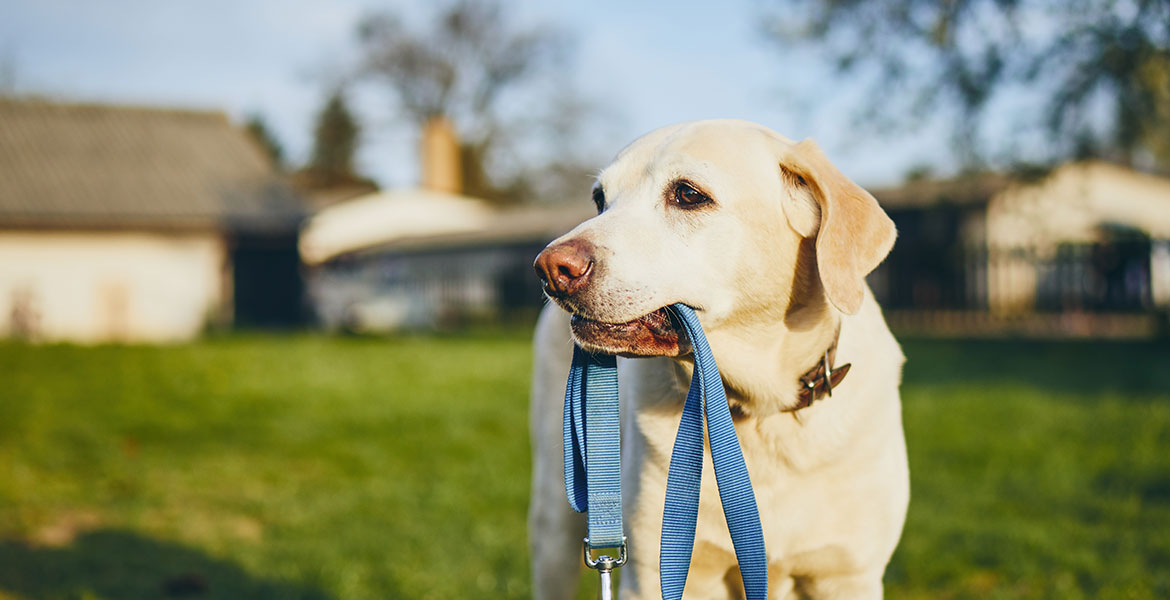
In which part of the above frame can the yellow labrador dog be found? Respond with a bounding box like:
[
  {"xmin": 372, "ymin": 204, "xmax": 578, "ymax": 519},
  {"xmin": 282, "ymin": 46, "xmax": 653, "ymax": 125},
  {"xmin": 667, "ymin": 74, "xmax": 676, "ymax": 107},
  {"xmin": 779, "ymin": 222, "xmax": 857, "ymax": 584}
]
[{"xmin": 529, "ymin": 120, "xmax": 908, "ymax": 599}]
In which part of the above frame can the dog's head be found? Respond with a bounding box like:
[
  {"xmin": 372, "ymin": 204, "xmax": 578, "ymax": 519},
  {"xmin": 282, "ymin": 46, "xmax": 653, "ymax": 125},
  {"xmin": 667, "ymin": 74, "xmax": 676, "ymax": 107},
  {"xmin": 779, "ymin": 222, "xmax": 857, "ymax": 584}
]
[{"xmin": 534, "ymin": 120, "xmax": 895, "ymax": 357}]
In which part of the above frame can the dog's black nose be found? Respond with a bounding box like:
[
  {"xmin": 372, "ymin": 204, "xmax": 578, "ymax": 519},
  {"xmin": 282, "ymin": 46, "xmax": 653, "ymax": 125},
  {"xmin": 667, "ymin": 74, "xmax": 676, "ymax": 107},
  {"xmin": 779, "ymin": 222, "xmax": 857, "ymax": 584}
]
[{"xmin": 534, "ymin": 240, "xmax": 594, "ymax": 298}]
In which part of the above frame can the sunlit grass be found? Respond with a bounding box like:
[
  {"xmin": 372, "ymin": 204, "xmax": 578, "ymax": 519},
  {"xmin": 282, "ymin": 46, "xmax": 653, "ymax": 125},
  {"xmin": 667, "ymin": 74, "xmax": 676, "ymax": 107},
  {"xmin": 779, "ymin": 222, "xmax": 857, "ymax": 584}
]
[{"xmin": 1, "ymin": 333, "xmax": 1167, "ymax": 599}]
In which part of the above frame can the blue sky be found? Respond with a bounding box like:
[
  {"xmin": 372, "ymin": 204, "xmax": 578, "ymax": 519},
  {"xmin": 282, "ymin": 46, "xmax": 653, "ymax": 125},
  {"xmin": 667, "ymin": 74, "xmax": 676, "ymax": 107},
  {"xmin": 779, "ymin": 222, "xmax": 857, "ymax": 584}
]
[{"xmin": 0, "ymin": 0, "xmax": 957, "ymax": 190}]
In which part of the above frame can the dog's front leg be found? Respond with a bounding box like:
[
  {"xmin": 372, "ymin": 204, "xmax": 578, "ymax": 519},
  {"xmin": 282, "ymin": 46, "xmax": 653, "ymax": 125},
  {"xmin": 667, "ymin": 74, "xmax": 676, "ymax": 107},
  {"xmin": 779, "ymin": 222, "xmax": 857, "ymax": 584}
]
[
  {"xmin": 527, "ymin": 477, "xmax": 584, "ymax": 599},
  {"xmin": 529, "ymin": 306, "xmax": 586, "ymax": 600}
]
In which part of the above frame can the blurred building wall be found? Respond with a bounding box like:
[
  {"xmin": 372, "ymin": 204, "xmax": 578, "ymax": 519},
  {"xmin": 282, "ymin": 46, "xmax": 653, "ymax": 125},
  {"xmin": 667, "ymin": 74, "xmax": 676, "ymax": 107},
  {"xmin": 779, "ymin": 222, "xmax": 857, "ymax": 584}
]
[{"xmin": 0, "ymin": 230, "xmax": 226, "ymax": 342}]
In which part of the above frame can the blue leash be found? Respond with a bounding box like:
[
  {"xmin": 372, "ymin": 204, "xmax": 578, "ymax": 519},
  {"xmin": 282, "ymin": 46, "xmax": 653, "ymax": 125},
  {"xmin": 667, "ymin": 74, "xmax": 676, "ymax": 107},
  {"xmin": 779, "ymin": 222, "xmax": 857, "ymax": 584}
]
[
  {"xmin": 563, "ymin": 347, "xmax": 623, "ymax": 546},
  {"xmin": 563, "ymin": 304, "xmax": 767, "ymax": 599}
]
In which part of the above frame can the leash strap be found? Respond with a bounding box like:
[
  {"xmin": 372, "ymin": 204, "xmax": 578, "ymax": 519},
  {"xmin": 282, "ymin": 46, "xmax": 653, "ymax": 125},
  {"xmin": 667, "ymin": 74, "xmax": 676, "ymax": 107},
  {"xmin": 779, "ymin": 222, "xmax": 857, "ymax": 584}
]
[
  {"xmin": 562, "ymin": 304, "xmax": 767, "ymax": 599},
  {"xmin": 563, "ymin": 347, "xmax": 624, "ymax": 549},
  {"xmin": 661, "ymin": 304, "xmax": 767, "ymax": 599}
]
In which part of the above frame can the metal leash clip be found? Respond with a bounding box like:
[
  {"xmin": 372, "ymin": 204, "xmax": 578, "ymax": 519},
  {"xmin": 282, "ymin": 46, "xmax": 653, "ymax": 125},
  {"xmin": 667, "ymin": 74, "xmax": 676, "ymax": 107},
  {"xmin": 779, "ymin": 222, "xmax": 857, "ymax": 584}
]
[{"xmin": 583, "ymin": 537, "xmax": 627, "ymax": 600}]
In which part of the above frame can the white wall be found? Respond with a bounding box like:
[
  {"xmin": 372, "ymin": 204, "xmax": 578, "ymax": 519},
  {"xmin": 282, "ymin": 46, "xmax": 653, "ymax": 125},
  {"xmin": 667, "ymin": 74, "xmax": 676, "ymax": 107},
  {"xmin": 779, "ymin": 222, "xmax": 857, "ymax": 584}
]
[
  {"xmin": 0, "ymin": 230, "xmax": 227, "ymax": 343},
  {"xmin": 986, "ymin": 162, "xmax": 1170, "ymax": 314},
  {"xmin": 987, "ymin": 162, "xmax": 1170, "ymax": 250}
]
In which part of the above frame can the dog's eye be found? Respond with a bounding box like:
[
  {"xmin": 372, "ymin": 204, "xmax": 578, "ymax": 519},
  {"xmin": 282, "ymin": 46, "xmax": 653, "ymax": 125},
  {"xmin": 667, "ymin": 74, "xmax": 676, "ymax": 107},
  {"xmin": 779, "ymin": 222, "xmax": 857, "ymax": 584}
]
[
  {"xmin": 672, "ymin": 182, "xmax": 712, "ymax": 209},
  {"xmin": 592, "ymin": 186, "xmax": 605, "ymax": 214}
]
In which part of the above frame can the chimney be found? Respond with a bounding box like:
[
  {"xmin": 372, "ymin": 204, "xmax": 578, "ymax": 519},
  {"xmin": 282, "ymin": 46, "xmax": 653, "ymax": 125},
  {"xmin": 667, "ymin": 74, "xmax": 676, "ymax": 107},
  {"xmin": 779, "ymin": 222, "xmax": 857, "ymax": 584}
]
[{"xmin": 420, "ymin": 116, "xmax": 462, "ymax": 194}]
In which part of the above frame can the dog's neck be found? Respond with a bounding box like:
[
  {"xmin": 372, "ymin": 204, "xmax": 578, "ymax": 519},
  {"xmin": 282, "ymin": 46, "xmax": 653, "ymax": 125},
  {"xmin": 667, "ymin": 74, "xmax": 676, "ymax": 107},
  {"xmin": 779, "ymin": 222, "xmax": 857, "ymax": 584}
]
[{"xmin": 696, "ymin": 302, "xmax": 842, "ymax": 416}]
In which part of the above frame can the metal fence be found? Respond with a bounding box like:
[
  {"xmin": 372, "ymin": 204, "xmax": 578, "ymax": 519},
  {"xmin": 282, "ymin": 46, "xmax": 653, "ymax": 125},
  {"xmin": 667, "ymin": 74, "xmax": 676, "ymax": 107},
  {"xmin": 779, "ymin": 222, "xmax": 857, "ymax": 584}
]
[{"xmin": 872, "ymin": 239, "xmax": 1160, "ymax": 313}]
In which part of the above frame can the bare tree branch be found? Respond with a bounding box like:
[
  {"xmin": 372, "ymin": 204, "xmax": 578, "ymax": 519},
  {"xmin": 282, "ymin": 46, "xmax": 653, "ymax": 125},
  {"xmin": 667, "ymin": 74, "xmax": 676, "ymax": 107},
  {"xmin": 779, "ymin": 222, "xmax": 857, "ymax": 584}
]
[{"xmin": 352, "ymin": 0, "xmax": 596, "ymax": 204}]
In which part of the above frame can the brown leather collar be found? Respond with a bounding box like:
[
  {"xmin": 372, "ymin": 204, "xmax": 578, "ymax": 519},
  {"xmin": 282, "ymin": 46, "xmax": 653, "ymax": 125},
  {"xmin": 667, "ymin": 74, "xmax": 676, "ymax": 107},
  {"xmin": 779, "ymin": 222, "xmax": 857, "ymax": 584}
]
[{"xmin": 785, "ymin": 326, "xmax": 850, "ymax": 413}]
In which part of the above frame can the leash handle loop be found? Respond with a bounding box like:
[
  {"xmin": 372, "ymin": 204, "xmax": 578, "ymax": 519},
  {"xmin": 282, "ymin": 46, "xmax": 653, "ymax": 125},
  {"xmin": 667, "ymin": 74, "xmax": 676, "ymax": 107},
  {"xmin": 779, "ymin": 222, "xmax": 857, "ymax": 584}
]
[{"xmin": 660, "ymin": 304, "xmax": 768, "ymax": 600}]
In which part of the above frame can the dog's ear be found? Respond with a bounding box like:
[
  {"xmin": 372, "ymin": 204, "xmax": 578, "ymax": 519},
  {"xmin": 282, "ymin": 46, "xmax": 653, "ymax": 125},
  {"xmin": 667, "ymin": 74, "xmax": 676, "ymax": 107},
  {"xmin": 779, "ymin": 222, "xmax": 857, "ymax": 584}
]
[{"xmin": 778, "ymin": 138, "xmax": 896, "ymax": 315}]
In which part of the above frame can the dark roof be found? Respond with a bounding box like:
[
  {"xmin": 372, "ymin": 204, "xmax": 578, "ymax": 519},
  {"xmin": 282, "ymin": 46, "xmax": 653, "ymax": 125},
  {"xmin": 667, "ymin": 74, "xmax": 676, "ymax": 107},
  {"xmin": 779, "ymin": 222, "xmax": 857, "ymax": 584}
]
[
  {"xmin": 0, "ymin": 98, "xmax": 304, "ymax": 231},
  {"xmin": 870, "ymin": 172, "xmax": 1012, "ymax": 210}
]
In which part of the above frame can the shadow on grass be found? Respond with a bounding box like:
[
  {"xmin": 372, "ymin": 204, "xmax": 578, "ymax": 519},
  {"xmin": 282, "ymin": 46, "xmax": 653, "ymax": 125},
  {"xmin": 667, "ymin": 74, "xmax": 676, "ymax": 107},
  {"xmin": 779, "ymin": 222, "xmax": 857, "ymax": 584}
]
[
  {"xmin": 899, "ymin": 338, "xmax": 1170, "ymax": 398},
  {"xmin": 0, "ymin": 529, "xmax": 333, "ymax": 600}
]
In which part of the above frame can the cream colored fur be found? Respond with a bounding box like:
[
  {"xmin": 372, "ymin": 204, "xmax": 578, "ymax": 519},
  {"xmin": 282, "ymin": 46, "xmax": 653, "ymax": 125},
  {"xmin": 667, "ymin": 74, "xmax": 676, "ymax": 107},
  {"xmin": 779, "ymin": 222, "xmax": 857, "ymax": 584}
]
[{"xmin": 528, "ymin": 120, "xmax": 909, "ymax": 599}]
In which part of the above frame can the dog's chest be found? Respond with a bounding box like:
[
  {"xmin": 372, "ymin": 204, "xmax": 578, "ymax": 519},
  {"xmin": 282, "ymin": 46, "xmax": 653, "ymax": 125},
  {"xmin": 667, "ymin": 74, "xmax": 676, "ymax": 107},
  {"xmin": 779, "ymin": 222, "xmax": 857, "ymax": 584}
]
[{"xmin": 621, "ymin": 362, "xmax": 892, "ymax": 563}]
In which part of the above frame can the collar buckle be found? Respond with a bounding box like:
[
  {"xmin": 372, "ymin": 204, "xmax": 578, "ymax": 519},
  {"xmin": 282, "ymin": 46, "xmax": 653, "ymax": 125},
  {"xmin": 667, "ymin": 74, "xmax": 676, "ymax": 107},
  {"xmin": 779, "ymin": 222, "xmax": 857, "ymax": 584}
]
[{"xmin": 789, "ymin": 327, "xmax": 851, "ymax": 413}]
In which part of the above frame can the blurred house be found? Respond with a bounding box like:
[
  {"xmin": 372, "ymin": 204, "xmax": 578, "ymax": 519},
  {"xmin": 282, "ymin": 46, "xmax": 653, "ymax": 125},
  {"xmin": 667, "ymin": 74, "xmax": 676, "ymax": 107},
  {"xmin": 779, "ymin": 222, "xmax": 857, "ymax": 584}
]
[
  {"xmin": 300, "ymin": 117, "xmax": 591, "ymax": 332},
  {"xmin": 870, "ymin": 162, "xmax": 1170, "ymax": 336},
  {"xmin": 0, "ymin": 98, "xmax": 306, "ymax": 343}
]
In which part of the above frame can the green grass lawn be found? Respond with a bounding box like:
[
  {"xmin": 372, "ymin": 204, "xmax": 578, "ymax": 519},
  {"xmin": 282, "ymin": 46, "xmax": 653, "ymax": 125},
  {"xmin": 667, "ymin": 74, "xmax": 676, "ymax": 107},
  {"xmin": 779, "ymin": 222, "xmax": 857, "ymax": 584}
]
[{"xmin": 1, "ymin": 331, "xmax": 1168, "ymax": 599}]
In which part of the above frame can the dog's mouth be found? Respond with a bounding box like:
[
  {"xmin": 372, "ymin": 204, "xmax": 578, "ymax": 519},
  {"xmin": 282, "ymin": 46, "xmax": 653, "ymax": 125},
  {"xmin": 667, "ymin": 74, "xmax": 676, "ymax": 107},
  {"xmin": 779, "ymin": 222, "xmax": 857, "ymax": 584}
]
[{"xmin": 570, "ymin": 307, "xmax": 691, "ymax": 358}]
